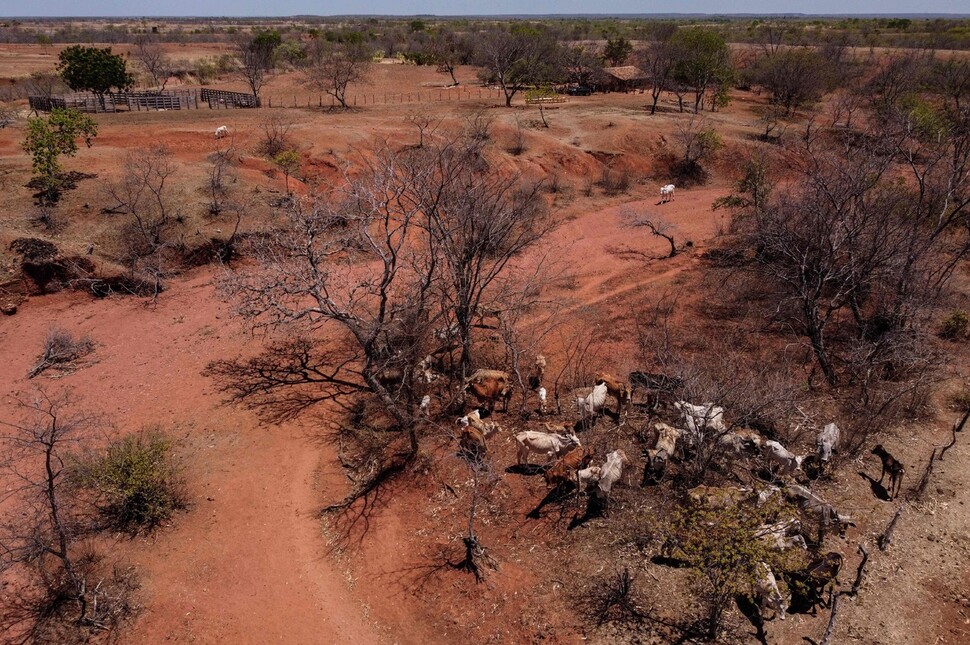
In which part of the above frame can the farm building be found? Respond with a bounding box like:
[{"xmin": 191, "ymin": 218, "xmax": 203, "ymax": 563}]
[{"xmin": 599, "ymin": 65, "xmax": 649, "ymax": 92}]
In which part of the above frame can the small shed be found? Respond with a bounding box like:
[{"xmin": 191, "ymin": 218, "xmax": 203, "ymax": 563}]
[{"xmin": 599, "ymin": 66, "xmax": 649, "ymax": 93}]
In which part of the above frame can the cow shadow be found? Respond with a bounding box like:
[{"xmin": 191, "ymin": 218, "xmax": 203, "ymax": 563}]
[
  {"xmin": 505, "ymin": 464, "xmax": 545, "ymax": 476},
  {"xmin": 526, "ymin": 482, "xmax": 576, "ymax": 519},
  {"xmin": 858, "ymin": 471, "xmax": 891, "ymax": 501},
  {"xmin": 566, "ymin": 494, "xmax": 607, "ymax": 529}
]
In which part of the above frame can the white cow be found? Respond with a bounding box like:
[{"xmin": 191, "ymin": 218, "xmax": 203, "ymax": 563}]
[
  {"xmin": 754, "ymin": 562, "xmax": 788, "ymax": 620},
  {"xmin": 596, "ymin": 449, "xmax": 630, "ymax": 497},
  {"xmin": 816, "ymin": 422, "xmax": 841, "ymax": 463},
  {"xmin": 764, "ymin": 440, "xmax": 803, "ymax": 477},
  {"xmin": 576, "ymin": 465, "xmax": 602, "ymax": 490},
  {"xmin": 576, "ymin": 382, "xmax": 609, "ymax": 416},
  {"xmin": 660, "ymin": 183, "xmax": 676, "ymax": 203},
  {"xmin": 674, "ymin": 400, "xmax": 727, "ymax": 436},
  {"xmin": 515, "ymin": 430, "xmax": 581, "ymax": 465},
  {"xmin": 215, "ymin": 125, "xmax": 229, "ymax": 139}
]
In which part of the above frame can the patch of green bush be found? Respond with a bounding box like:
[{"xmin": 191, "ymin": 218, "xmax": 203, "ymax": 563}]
[
  {"xmin": 79, "ymin": 431, "xmax": 186, "ymax": 534},
  {"xmin": 940, "ymin": 310, "xmax": 969, "ymax": 340}
]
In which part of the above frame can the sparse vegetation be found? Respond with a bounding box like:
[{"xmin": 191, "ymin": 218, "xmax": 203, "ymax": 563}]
[
  {"xmin": 28, "ymin": 327, "xmax": 94, "ymax": 378},
  {"xmin": 77, "ymin": 431, "xmax": 186, "ymax": 534},
  {"xmin": 21, "ymin": 108, "xmax": 98, "ymax": 204},
  {"xmin": 940, "ymin": 310, "xmax": 969, "ymax": 340}
]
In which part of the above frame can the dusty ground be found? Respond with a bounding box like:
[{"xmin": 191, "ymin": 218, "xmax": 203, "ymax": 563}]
[{"xmin": 1, "ymin": 50, "xmax": 969, "ymax": 645}]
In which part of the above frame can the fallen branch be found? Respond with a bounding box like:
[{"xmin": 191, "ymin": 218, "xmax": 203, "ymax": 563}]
[
  {"xmin": 819, "ymin": 593, "xmax": 840, "ymax": 645},
  {"xmin": 939, "ymin": 408, "xmax": 968, "ymax": 461},
  {"xmin": 878, "ymin": 506, "xmax": 905, "ymax": 551},
  {"xmin": 814, "ymin": 543, "xmax": 869, "ymax": 645}
]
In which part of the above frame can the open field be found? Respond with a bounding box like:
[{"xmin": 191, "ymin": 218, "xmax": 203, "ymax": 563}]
[{"xmin": 2, "ymin": 38, "xmax": 970, "ymax": 645}]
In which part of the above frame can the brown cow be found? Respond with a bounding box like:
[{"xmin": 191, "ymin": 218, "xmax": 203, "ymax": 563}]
[
  {"xmin": 464, "ymin": 369, "xmax": 513, "ymax": 412},
  {"xmin": 544, "ymin": 446, "xmax": 595, "ymax": 488},
  {"xmin": 594, "ymin": 372, "xmax": 632, "ymax": 417}
]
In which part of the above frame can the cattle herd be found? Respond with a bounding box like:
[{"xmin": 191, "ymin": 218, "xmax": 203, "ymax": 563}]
[{"xmin": 447, "ymin": 357, "xmax": 905, "ymax": 621}]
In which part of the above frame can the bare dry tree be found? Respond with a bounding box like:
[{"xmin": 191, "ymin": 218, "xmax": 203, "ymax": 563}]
[
  {"xmin": 258, "ymin": 112, "xmax": 293, "ymax": 158},
  {"xmin": 103, "ymin": 145, "xmax": 184, "ymax": 295},
  {"xmin": 412, "ymin": 137, "xmax": 551, "ymax": 377},
  {"xmin": 305, "ymin": 40, "xmax": 371, "ymax": 110},
  {"xmin": 133, "ymin": 35, "xmax": 173, "ymax": 91},
  {"xmin": 732, "ymin": 110, "xmax": 970, "ymax": 390},
  {"xmin": 0, "ymin": 391, "xmax": 95, "ymax": 638},
  {"xmin": 405, "ymin": 112, "xmax": 439, "ymax": 149},
  {"xmin": 625, "ymin": 208, "xmax": 678, "ymax": 258},
  {"xmin": 206, "ymin": 139, "xmax": 236, "ymax": 216}
]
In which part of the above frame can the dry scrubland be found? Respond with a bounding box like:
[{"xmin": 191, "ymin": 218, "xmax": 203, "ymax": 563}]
[{"xmin": 1, "ymin": 37, "xmax": 970, "ymax": 645}]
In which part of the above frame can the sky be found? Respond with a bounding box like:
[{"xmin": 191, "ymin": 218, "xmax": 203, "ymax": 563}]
[{"xmin": 2, "ymin": 1, "xmax": 968, "ymax": 18}]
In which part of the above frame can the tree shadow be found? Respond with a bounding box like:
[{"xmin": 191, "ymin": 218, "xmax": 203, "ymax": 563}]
[
  {"xmin": 735, "ymin": 594, "xmax": 768, "ymax": 645},
  {"xmin": 858, "ymin": 471, "xmax": 891, "ymax": 501}
]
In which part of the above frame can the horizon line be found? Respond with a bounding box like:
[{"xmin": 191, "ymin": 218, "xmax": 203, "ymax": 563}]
[{"xmin": 4, "ymin": 12, "xmax": 970, "ymax": 19}]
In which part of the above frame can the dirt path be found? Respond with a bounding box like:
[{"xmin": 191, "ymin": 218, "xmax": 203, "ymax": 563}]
[{"xmin": 0, "ymin": 272, "xmax": 383, "ymax": 644}]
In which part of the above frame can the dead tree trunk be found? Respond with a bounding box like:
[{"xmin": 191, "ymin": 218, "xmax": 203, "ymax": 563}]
[{"xmin": 878, "ymin": 506, "xmax": 905, "ymax": 551}]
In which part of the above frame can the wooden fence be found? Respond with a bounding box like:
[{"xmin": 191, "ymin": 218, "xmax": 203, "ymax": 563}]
[
  {"xmin": 263, "ymin": 87, "xmax": 506, "ymax": 108},
  {"xmin": 28, "ymin": 86, "xmax": 507, "ymax": 114},
  {"xmin": 200, "ymin": 88, "xmax": 258, "ymax": 109}
]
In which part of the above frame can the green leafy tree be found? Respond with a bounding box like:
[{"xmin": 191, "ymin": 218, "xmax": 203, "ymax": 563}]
[
  {"xmin": 664, "ymin": 502, "xmax": 804, "ymax": 639},
  {"xmin": 56, "ymin": 45, "xmax": 133, "ymax": 110},
  {"xmin": 603, "ymin": 37, "xmax": 633, "ymax": 66},
  {"xmin": 474, "ymin": 26, "xmax": 564, "ymax": 107},
  {"xmin": 273, "ymin": 149, "xmax": 301, "ymax": 194},
  {"xmin": 22, "ymin": 108, "xmax": 98, "ymax": 203},
  {"xmin": 235, "ymin": 30, "xmax": 282, "ymax": 105},
  {"xmin": 671, "ymin": 28, "xmax": 734, "ymax": 113}
]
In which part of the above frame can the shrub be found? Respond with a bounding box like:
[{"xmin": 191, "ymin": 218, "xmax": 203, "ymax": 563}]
[
  {"xmin": 597, "ymin": 167, "xmax": 631, "ymax": 195},
  {"xmin": 79, "ymin": 432, "xmax": 186, "ymax": 534},
  {"xmin": 940, "ymin": 310, "xmax": 969, "ymax": 340},
  {"xmin": 28, "ymin": 327, "xmax": 94, "ymax": 378}
]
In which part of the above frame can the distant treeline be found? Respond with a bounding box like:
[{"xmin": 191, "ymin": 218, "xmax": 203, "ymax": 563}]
[{"xmin": 2, "ymin": 16, "xmax": 970, "ymax": 51}]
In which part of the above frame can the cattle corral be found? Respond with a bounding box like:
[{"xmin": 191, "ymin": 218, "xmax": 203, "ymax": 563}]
[{"xmin": 1, "ymin": 30, "xmax": 970, "ymax": 645}]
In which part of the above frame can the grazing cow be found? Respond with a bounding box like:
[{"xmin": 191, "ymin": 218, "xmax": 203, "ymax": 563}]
[
  {"xmin": 756, "ymin": 519, "xmax": 808, "ymax": 551},
  {"xmin": 817, "ymin": 423, "xmax": 841, "ymax": 463},
  {"xmin": 717, "ymin": 429, "xmax": 764, "ymax": 454},
  {"xmin": 871, "ymin": 444, "xmax": 905, "ymax": 500},
  {"xmin": 544, "ymin": 447, "xmax": 595, "ymax": 488},
  {"xmin": 464, "ymin": 369, "xmax": 513, "ymax": 412},
  {"xmin": 754, "ymin": 562, "xmax": 788, "ymax": 620},
  {"xmin": 643, "ymin": 423, "xmax": 683, "ymax": 483},
  {"xmin": 660, "ymin": 183, "xmax": 676, "ymax": 203},
  {"xmin": 456, "ymin": 409, "xmax": 502, "ymax": 460},
  {"xmin": 596, "ymin": 449, "xmax": 630, "ymax": 499},
  {"xmin": 594, "ymin": 372, "xmax": 632, "ymax": 417},
  {"xmin": 674, "ymin": 400, "xmax": 727, "ymax": 435},
  {"xmin": 528, "ymin": 354, "xmax": 546, "ymax": 391},
  {"xmin": 763, "ymin": 440, "xmax": 804, "ymax": 477},
  {"xmin": 576, "ymin": 382, "xmax": 609, "ymax": 416},
  {"xmin": 515, "ymin": 430, "xmax": 581, "ymax": 465},
  {"xmin": 215, "ymin": 125, "xmax": 229, "ymax": 139},
  {"xmin": 576, "ymin": 466, "xmax": 602, "ymax": 490},
  {"xmin": 785, "ymin": 484, "xmax": 854, "ymax": 541},
  {"xmin": 688, "ymin": 485, "xmax": 749, "ymax": 509}
]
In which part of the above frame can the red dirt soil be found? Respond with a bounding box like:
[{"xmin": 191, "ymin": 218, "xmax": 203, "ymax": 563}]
[{"xmin": 2, "ymin": 53, "xmax": 970, "ymax": 645}]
